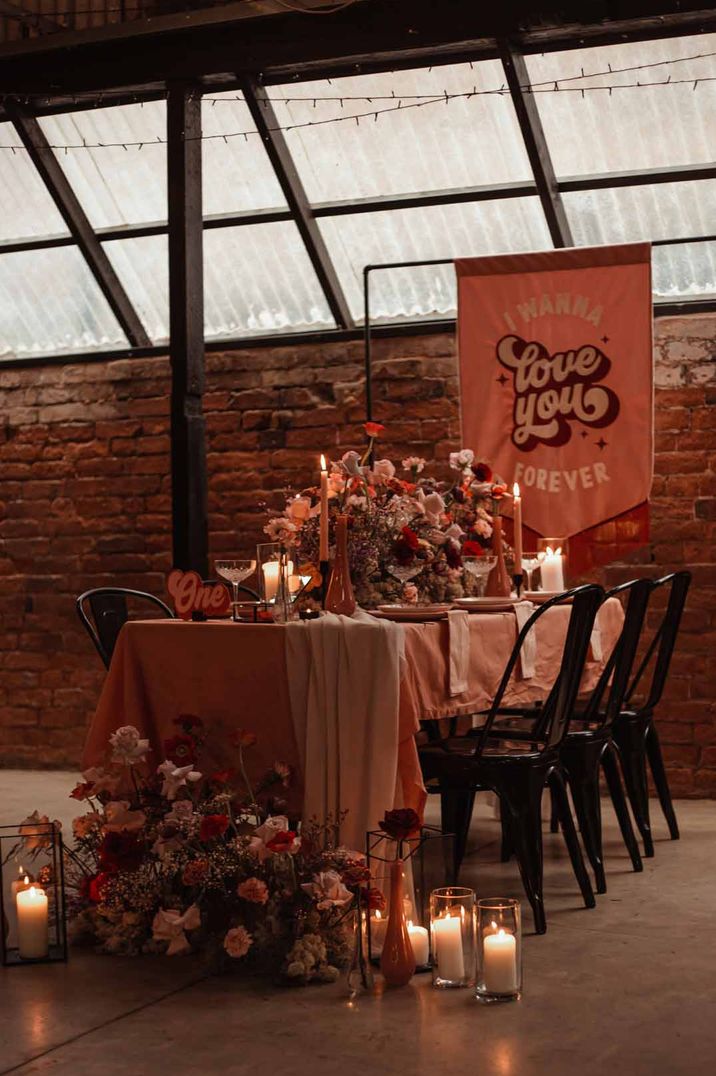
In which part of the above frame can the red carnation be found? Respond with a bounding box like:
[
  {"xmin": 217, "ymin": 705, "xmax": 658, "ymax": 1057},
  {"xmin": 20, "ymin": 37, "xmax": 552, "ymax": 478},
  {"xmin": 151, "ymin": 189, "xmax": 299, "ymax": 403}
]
[
  {"xmin": 231, "ymin": 729, "xmax": 257, "ymax": 749},
  {"xmin": 265, "ymin": 829, "xmax": 298, "ymax": 854},
  {"xmin": 199, "ymin": 814, "xmax": 229, "ymax": 842},
  {"xmin": 378, "ymin": 808, "xmax": 421, "ymax": 842},
  {"xmin": 462, "ymin": 539, "xmax": 483, "ymax": 557},
  {"xmin": 472, "ymin": 462, "xmax": 493, "ymax": 482},
  {"xmin": 70, "ymin": 782, "xmax": 94, "ymax": 801},
  {"xmin": 99, "ymin": 831, "xmax": 144, "ymax": 874},
  {"xmin": 364, "ymin": 421, "xmax": 385, "ymax": 439},
  {"xmin": 401, "ymin": 526, "xmax": 420, "ymax": 551},
  {"xmin": 163, "ymin": 734, "xmax": 197, "ymax": 766},
  {"xmin": 86, "ymin": 872, "xmax": 112, "ymax": 903}
]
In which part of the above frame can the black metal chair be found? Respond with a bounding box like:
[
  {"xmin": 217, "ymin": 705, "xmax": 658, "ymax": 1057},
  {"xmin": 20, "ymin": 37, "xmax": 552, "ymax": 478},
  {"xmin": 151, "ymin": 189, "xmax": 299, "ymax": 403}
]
[
  {"xmin": 612, "ymin": 570, "xmax": 691, "ymax": 857},
  {"xmin": 498, "ymin": 579, "xmax": 652, "ymax": 893},
  {"xmin": 419, "ymin": 584, "xmax": 604, "ymax": 934},
  {"xmin": 76, "ymin": 587, "xmax": 175, "ymax": 669}
]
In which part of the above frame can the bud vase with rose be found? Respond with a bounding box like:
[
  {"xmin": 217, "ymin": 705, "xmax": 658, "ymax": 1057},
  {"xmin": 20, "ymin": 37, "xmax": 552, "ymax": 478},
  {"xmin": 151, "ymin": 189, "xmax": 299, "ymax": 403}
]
[
  {"xmin": 485, "ymin": 484, "xmax": 511, "ymax": 598},
  {"xmin": 377, "ymin": 808, "xmax": 423, "ymax": 987}
]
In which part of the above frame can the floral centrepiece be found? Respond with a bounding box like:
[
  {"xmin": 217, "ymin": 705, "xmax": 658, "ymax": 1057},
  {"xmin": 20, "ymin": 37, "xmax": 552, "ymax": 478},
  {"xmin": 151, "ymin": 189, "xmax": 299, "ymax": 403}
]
[
  {"xmin": 50, "ymin": 719, "xmax": 376, "ymax": 983},
  {"xmin": 264, "ymin": 427, "xmax": 508, "ymax": 608}
]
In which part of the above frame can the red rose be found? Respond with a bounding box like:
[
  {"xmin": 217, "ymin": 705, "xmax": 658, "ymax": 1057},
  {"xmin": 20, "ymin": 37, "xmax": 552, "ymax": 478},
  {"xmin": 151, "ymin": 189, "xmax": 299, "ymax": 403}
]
[
  {"xmin": 70, "ymin": 782, "xmax": 94, "ymax": 801},
  {"xmin": 163, "ymin": 734, "xmax": 197, "ymax": 766},
  {"xmin": 199, "ymin": 814, "xmax": 229, "ymax": 842},
  {"xmin": 341, "ymin": 862, "xmax": 372, "ymax": 887},
  {"xmin": 445, "ymin": 541, "xmax": 462, "ymax": 569},
  {"xmin": 490, "ymin": 483, "xmax": 508, "ymax": 500},
  {"xmin": 472, "ymin": 462, "xmax": 493, "ymax": 482},
  {"xmin": 462, "ymin": 540, "xmax": 483, "ymax": 558},
  {"xmin": 265, "ymin": 829, "xmax": 298, "ymax": 854},
  {"xmin": 99, "ymin": 831, "xmax": 144, "ymax": 874},
  {"xmin": 364, "ymin": 421, "xmax": 385, "ymax": 439},
  {"xmin": 378, "ymin": 808, "xmax": 421, "ymax": 842},
  {"xmin": 86, "ymin": 872, "xmax": 112, "ymax": 903}
]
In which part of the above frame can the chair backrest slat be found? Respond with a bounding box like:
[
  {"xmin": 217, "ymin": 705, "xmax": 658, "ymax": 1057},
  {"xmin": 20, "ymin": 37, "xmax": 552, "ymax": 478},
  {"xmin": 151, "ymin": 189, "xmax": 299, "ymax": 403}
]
[
  {"xmin": 625, "ymin": 571, "xmax": 691, "ymax": 714},
  {"xmin": 77, "ymin": 587, "xmax": 175, "ymax": 669}
]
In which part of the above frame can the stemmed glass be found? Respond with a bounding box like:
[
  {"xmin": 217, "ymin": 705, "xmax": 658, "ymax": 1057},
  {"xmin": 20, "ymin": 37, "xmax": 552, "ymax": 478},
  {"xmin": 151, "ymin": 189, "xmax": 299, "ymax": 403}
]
[
  {"xmin": 215, "ymin": 559, "xmax": 257, "ymax": 622},
  {"xmin": 520, "ymin": 553, "xmax": 540, "ymax": 593},
  {"xmin": 387, "ymin": 562, "xmax": 424, "ymax": 602},
  {"xmin": 462, "ymin": 555, "xmax": 497, "ymax": 598}
]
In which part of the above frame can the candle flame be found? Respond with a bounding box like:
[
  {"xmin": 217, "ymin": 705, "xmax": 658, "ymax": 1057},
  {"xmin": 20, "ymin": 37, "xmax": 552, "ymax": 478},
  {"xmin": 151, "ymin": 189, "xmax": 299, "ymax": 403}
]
[
  {"xmin": 498, "ymin": 929, "xmax": 506, "ymax": 937},
  {"xmin": 24, "ymin": 875, "xmax": 29, "ymax": 885},
  {"xmin": 512, "ymin": 481, "xmax": 520, "ymax": 499},
  {"xmin": 320, "ymin": 453, "xmax": 327, "ymax": 470},
  {"xmin": 491, "ymin": 920, "xmax": 497, "ymax": 931},
  {"xmin": 29, "ymin": 886, "xmax": 37, "ymax": 897},
  {"xmin": 374, "ymin": 910, "xmax": 381, "ymax": 921},
  {"xmin": 407, "ymin": 920, "xmax": 413, "ymax": 929}
]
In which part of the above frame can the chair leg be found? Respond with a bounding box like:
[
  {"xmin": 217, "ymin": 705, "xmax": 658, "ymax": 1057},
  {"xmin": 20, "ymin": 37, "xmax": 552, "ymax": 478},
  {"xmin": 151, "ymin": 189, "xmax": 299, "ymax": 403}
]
[
  {"xmin": 500, "ymin": 800, "xmax": 513, "ymax": 862},
  {"xmin": 440, "ymin": 789, "xmax": 475, "ymax": 881},
  {"xmin": 548, "ymin": 768, "xmax": 596, "ymax": 910},
  {"xmin": 613, "ymin": 717, "xmax": 654, "ymax": 858},
  {"xmin": 549, "ymin": 784, "xmax": 559, "ymax": 834},
  {"xmin": 561, "ymin": 743, "xmax": 607, "ymax": 894},
  {"xmin": 646, "ymin": 723, "xmax": 680, "ymax": 840},
  {"xmin": 602, "ymin": 742, "xmax": 643, "ymax": 873},
  {"xmin": 497, "ymin": 770, "xmax": 547, "ymax": 934}
]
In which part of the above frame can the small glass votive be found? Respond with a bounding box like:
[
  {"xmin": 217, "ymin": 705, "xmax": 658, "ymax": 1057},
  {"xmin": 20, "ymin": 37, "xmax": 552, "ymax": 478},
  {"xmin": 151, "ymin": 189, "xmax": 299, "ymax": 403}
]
[
  {"xmin": 475, "ymin": 898, "xmax": 522, "ymax": 1003},
  {"xmin": 429, "ymin": 887, "xmax": 475, "ymax": 988}
]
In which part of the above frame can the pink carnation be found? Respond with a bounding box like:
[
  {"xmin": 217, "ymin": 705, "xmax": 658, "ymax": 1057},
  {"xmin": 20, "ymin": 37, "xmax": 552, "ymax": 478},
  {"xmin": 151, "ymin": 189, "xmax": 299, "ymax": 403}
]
[
  {"xmin": 224, "ymin": 925, "xmax": 253, "ymax": 959},
  {"xmin": 237, "ymin": 877, "xmax": 269, "ymax": 905}
]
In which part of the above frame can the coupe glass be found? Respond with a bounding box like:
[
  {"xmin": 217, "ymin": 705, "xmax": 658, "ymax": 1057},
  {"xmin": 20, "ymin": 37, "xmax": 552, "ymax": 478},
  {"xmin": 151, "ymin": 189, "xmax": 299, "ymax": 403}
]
[
  {"xmin": 387, "ymin": 562, "xmax": 424, "ymax": 586},
  {"xmin": 462, "ymin": 555, "xmax": 496, "ymax": 598},
  {"xmin": 215, "ymin": 559, "xmax": 257, "ymax": 622},
  {"xmin": 521, "ymin": 553, "xmax": 540, "ymax": 592}
]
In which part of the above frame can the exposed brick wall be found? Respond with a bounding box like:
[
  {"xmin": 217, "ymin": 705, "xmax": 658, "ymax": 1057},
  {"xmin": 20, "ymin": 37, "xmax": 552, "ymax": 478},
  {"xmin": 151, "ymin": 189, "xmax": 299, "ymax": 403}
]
[{"xmin": 0, "ymin": 317, "xmax": 714, "ymax": 794}]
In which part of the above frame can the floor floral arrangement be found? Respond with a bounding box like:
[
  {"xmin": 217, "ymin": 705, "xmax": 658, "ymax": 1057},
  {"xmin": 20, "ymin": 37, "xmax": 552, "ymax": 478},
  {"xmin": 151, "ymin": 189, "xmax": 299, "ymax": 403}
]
[
  {"xmin": 33, "ymin": 719, "xmax": 381, "ymax": 983},
  {"xmin": 264, "ymin": 424, "xmax": 508, "ymax": 608}
]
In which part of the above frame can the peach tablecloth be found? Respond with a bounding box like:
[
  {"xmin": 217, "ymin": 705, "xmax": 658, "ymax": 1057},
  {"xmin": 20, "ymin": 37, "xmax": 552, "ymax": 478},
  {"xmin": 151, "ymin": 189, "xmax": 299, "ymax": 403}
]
[{"xmin": 84, "ymin": 599, "xmax": 623, "ymax": 840}]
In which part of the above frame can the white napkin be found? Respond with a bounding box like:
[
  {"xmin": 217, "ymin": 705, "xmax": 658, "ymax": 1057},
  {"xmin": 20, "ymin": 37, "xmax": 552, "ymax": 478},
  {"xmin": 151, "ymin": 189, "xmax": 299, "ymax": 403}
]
[
  {"xmin": 590, "ymin": 621, "xmax": 603, "ymax": 662},
  {"xmin": 514, "ymin": 601, "xmax": 537, "ymax": 679},
  {"xmin": 447, "ymin": 609, "xmax": 470, "ymax": 697}
]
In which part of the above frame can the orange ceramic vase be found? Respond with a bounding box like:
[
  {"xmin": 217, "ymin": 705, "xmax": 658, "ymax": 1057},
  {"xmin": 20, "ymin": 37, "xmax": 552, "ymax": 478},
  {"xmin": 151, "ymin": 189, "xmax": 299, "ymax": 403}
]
[
  {"xmin": 485, "ymin": 516, "xmax": 511, "ymax": 598},
  {"xmin": 325, "ymin": 514, "xmax": 356, "ymax": 616},
  {"xmin": 380, "ymin": 859, "xmax": 416, "ymax": 987}
]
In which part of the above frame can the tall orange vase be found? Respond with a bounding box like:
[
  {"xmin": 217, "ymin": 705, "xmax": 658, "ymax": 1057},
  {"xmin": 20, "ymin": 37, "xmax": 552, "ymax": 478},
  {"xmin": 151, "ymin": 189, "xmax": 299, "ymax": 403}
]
[
  {"xmin": 380, "ymin": 859, "xmax": 416, "ymax": 987},
  {"xmin": 325, "ymin": 514, "xmax": 356, "ymax": 616},
  {"xmin": 485, "ymin": 516, "xmax": 511, "ymax": 598}
]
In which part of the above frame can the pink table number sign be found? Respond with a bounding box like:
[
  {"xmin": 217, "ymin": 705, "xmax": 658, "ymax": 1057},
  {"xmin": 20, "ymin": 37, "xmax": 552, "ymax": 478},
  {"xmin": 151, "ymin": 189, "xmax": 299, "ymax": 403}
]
[{"xmin": 167, "ymin": 569, "xmax": 231, "ymax": 620}]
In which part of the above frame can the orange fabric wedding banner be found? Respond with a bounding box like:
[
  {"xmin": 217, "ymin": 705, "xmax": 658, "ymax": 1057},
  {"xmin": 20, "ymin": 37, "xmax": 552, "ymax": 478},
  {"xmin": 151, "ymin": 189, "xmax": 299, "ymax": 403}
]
[{"xmin": 456, "ymin": 244, "xmax": 653, "ymax": 567}]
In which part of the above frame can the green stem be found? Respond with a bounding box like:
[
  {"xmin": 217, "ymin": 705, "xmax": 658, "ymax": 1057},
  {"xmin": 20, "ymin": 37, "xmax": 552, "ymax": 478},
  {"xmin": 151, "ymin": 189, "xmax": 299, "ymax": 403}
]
[{"xmin": 238, "ymin": 746, "xmax": 254, "ymax": 806}]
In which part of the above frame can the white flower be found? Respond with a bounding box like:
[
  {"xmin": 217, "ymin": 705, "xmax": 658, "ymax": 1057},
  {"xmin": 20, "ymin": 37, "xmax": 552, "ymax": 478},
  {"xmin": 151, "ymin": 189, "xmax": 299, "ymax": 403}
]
[
  {"xmin": 474, "ymin": 518, "xmax": 492, "ymax": 539},
  {"xmin": 444, "ymin": 523, "xmax": 464, "ymax": 541},
  {"xmin": 287, "ymin": 496, "xmax": 312, "ymax": 522},
  {"xmin": 301, "ymin": 869, "xmax": 353, "ymax": 910},
  {"xmin": 449, "ymin": 448, "xmax": 475, "ymax": 472},
  {"xmin": 165, "ymin": 800, "xmax": 195, "ymax": 825},
  {"xmin": 345, "ymin": 494, "xmax": 367, "ymax": 510},
  {"xmin": 19, "ymin": 811, "xmax": 61, "ymax": 851},
  {"xmin": 253, "ymin": 815, "xmax": 290, "ymax": 843},
  {"xmin": 403, "ymin": 583, "xmax": 419, "ymax": 605},
  {"xmin": 72, "ymin": 813, "xmax": 99, "ymax": 840},
  {"xmin": 109, "ymin": 726, "xmax": 150, "ymax": 765},
  {"xmin": 263, "ymin": 517, "xmax": 298, "ymax": 543},
  {"xmin": 401, "ymin": 456, "xmax": 426, "ymax": 473},
  {"xmin": 341, "ymin": 450, "xmax": 363, "ymax": 478},
  {"xmin": 82, "ymin": 767, "xmax": 121, "ymax": 795},
  {"xmin": 371, "ymin": 458, "xmax": 395, "ymax": 482},
  {"xmin": 103, "ymin": 801, "xmax": 146, "ymax": 833},
  {"xmin": 152, "ymin": 904, "xmax": 201, "ymax": 956},
  {"xmin": 157, "ymin": 761, "xmax": 202, "ymax": 801},
  {"xmin": 423, "ymin": 491, "xmax": 446, "ymax": 526}
]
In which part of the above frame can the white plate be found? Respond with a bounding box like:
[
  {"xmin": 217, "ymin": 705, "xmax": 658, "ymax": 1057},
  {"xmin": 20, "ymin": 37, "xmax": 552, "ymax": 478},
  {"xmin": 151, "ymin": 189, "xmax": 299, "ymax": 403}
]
[
  {"xmin": 523, "ymin": 591, "xmax": 572, "ymax": 605},
  {"xmin": 373, "ymin": 604, "xmax": 451, "ymax": 621},
  {"xmin": 454, "ymin": 597, "xmax": 518, "ymax": 612}
]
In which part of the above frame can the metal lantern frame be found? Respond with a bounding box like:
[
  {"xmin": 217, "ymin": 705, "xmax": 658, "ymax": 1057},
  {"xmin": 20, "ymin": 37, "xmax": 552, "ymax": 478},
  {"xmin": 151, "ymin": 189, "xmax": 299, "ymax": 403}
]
[{"xmin": 0, "ymin": 822, "xmax": 68, "ymax": 967}]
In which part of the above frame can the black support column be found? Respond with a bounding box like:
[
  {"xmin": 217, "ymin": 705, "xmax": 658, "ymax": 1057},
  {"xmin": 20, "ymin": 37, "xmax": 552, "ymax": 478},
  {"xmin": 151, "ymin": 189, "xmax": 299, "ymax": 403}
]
[{"xmin": 167, "ymin": 83, "xmax": 208, "ymax": 576}]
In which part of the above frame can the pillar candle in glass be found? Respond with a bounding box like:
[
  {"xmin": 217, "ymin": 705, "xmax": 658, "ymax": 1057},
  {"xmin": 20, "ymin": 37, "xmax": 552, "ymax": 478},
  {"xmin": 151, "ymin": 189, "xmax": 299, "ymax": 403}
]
[
  {"xmin": 407, "ymin": 920, "xmax": 430, "ymax": 967},
  {"xmin": 16, "ymin": 886, "xmax": 48, "ymax": 960},
  {"xmin": 475, "ymin": 898, "xmax": 522, "ymax": 1003},
  {"xmin": 430, "ymin": 887, "xmax": 475, "ymax": 988},
  {"xmin": 537, "ymin": 542, "xmax": 565, "ymax": 592},
  {"xmin": 512, "ymin": 482, "xmax": 523, "ymax": 569}
]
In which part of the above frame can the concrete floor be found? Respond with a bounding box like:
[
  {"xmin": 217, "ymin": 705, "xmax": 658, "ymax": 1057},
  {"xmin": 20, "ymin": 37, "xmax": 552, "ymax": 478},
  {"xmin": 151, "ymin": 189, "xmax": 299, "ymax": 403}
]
[{"xmin": 1, "ymin": 772, "xmax": 715, "ymax": 1076}]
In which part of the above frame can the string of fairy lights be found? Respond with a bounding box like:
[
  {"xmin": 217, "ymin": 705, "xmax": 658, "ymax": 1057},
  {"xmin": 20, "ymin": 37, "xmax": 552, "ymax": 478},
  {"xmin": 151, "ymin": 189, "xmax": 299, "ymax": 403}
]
[{"xmin": 0, "ymin": 48, "xmax": 713, "ymax": 152}]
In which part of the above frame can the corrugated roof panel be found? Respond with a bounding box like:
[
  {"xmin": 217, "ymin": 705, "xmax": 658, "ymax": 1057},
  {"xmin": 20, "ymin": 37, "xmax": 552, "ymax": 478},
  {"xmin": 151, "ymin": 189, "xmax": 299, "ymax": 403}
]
[
  {"xmin": 653, "ymin": 241, "xmax": 716, "ymax": 299},
  {"xmin": 201, "ymin": 92, "xmax": 287, "ymax": 216},
  {"xmin": 525, "ymin": 36, "xmax": 716, "ymax": 177},
  {"xmin": 103, "ymin": 235, "xmax": 169, "ymax": 344},
  {"xmin": 319, "ymin": 197, "xmax": 553, "ymax": 321},
  {"xmin": 39, "ymin": 102, "xmax": 167, "ymax": 229},
  {"xmin": 564, "ymin": 180, "xmax": 716, "ymax": 245},
  {"xmin": 203, "ymin": 222, "xmax": 334, "ymax": 338},
  {"xmin": 0, "ymin": 123, "xmax": 68, "ymax": 241},
  {"xmin": 271, "ymin": 61, "xmax": 532, "ymax": 202},
  {"xmin": 0, "ymin": 246, "xmax": 125, "ymax": 358}
]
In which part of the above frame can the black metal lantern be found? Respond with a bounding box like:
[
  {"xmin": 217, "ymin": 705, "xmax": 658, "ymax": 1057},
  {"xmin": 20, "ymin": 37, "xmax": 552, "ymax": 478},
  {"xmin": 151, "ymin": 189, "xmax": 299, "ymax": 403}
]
[
  {"xmin": 1, "ymin": 820, "xmax": 68, "ymax": 966},
  {"xmin": 365, "ymin": 824, "xmax": 454, "ymax": 968}
]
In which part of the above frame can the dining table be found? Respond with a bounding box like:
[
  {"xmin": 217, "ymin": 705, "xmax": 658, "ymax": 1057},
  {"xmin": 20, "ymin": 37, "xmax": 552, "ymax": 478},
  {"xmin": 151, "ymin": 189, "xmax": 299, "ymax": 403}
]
[{"xmin": 84, "ymin": 598, "xmax": 624, "ymax": 852}]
